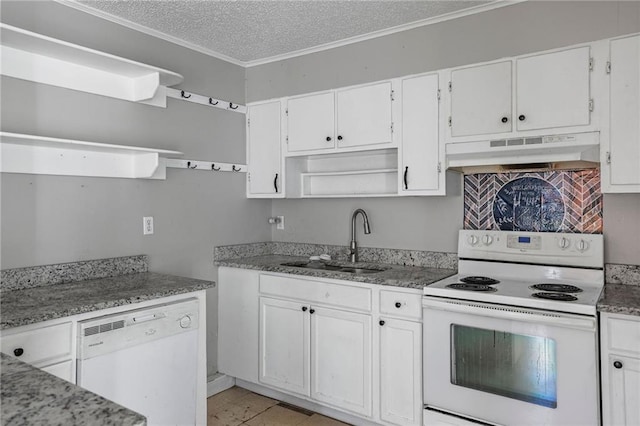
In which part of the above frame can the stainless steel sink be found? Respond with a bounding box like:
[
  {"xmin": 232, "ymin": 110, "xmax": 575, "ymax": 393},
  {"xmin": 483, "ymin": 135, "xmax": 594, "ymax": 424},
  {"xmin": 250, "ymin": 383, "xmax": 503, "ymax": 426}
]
[{"xmin": 280, "ymin": 261, "xmax": 386, "ymax": 275}]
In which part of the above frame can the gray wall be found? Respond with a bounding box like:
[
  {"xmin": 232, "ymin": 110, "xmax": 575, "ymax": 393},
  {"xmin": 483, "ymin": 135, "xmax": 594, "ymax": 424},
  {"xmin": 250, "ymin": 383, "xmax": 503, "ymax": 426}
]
[
  {"xmin": 246, "ymin": 1, "xmax": 640, "ymax": 265},
  {"xmin": 0, "ymin": 1, "xmax": 271, "ymax": 377}
]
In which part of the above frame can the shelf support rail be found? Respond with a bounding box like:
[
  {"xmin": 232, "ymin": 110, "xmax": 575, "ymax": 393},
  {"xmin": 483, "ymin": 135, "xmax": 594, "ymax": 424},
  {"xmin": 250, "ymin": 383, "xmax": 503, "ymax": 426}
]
[
  {"xmin": 166, "ymin": 88, "xmax": 247, "ymax": 114},
  {"xmin": 165, "ymin": 158, "xmax": 246, "ymax": 173}
]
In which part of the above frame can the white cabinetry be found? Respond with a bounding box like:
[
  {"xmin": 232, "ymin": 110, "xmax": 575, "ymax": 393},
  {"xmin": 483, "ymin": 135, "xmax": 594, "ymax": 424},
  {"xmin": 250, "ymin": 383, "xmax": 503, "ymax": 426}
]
[
  {"xmin": 447, "ymin": 45, "xmax": 596, "ymax": 143},
  {"xmin": 398, "ymin": 73, "xmax": 444, "ymax": 195},
  {"xmin": 600, "ymin": 312, "xmax": 640, "ymax": 425},
  {"xmin": 0, "ymin": 321, "xmax": 74, "ymax": 382},
  {"xmin": 246, "ymin": 100, "xmax": 285, "ymax": 198},
  {"xmin": 218, "ymin": 267, "xmax": 260, "ymax": 383},
  {"xmin": 602, "ymin": 34, "xmax": 640, "ymax": 193},
  {"xmin": 286, "ymin": 81, "xmax": 394, "ymax": 156}
]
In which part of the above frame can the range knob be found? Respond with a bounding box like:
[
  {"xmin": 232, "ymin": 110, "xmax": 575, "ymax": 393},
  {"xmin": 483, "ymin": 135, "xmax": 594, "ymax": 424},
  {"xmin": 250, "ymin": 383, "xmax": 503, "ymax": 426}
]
[
  {"xmin": 482, "ymin": 235, "xmax": 493, "ymax": 246},
  {"xmin": 179, "ymin": 315, "xmax": 192, "ymax": 329},
  {"xmin": 577, "ymin": 239, "xmax": 589, "ymax": 252},
  {"xmin": 467, "ymin": 235, "xmax": 479, "ymax": 246},
  {"xmin": 558, "ymin": 237, "xmax": 571, "ymax": 250}
]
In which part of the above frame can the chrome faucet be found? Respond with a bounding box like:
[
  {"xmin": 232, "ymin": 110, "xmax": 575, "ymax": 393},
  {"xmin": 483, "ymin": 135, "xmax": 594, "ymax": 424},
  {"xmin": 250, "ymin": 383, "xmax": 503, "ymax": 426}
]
[{"xmin": 349, "ymin": 209, "xmax": 371, "ymax": 263}]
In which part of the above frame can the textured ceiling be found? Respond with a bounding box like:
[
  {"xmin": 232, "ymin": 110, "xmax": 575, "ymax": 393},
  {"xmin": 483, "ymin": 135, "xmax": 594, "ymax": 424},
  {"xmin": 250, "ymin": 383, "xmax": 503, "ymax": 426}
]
[{"xmin": 75, "ymin": 0, "xmax": 493, "ymax": 64}]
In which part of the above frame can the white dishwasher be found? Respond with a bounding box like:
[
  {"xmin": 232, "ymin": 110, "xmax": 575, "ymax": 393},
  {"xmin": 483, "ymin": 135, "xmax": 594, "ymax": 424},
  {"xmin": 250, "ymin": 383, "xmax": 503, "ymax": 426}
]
[{"xmin": 77, "ymin": 298, "xmax": 200, "ymax": 425}]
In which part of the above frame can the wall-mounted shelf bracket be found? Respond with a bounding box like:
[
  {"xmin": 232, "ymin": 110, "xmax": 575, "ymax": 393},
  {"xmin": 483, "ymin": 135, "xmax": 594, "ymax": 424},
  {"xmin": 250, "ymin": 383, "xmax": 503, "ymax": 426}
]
[{"xmin": 165, "ymin": 158, "xmax": 247, "ymax": 173}]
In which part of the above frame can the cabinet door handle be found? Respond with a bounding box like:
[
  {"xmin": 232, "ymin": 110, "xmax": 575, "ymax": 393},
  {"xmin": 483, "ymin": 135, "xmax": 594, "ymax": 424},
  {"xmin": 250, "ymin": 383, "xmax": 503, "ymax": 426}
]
[
  {"xmin": 379, "ymin": 320, "xmax": 385, "ymax": 326},
  {"xmin": 501, "ymin": 116, "xmax": 508, "ymax": 123},
  {"xmin": 274, "ymin": 173, "xmax": 279, "ymax": 193},
  {"xmin": 614, "ymin": 361, "xmax": 623, "ymax": 369},
  {"xmin": 326, "ymin": 136, "xmax": 332, "ymax": 142},
  {"xmin": 395, "ymin": 302, "xmax": 402, "ymax": 308},
  {"xmin": 309, "ymin": 308, "xmax": 315, "ymax": 314},
  {"xmin": 337, "ymin": 135, "xmax": 343, "ymax": 141},
  {"xmin": 403, "ymin": 166, "xmax": 408, "ymax": 190},
  {"xmin": 302, "ymin": 306, "xmax": 308, "ymax": 312},
  {"xmin": 13, "ymin": 348, "xmax": 24, "ymax": 357},
  {"xmin": 518, "ymin": 114, "xmax": 526, "ymax": 121}
]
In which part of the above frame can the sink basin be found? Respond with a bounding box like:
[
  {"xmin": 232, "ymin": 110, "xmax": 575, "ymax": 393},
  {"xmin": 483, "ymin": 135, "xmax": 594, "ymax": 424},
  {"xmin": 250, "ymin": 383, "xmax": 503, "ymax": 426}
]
[{"xmin": 280, "ymin": 261, "xmax": 386, "ymax": 275}]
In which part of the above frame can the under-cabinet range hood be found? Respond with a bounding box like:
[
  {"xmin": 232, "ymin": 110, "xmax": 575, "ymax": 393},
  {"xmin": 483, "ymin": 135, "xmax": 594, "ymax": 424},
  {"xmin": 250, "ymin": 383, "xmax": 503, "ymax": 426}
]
[{"xmin": 446, "ymin": 132, "xmax": 600, "ymax": 173}]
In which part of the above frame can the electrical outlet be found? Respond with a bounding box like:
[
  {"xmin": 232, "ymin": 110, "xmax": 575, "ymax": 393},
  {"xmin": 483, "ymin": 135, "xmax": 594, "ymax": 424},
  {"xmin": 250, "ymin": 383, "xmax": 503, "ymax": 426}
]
[
  {"xmin": 143, "ymin": 217, "xmax": 154, "ymax": 235},
  {"xmin": 276, "ymin": 215, "xmax": 284, "ymax": 230}
]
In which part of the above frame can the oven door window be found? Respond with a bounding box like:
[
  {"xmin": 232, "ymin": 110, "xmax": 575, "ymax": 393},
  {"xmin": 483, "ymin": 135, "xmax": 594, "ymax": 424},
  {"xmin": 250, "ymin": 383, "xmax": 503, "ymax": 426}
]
[{"xmin": 451, "ymin": 324, "xmax": 557, "ymax": 408}]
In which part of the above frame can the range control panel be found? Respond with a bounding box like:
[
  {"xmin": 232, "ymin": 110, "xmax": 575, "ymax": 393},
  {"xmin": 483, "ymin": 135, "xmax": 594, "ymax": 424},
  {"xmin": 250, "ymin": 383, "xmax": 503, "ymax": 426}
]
[{"xmin": 459, "ymin": 230, "xmax": 603, "ymax": 269}]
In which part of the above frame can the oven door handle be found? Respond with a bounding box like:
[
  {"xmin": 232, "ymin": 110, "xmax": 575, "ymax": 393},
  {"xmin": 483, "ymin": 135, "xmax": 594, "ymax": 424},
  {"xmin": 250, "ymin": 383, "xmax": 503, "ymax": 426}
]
[{"xmin": 423, "ymin": 297, "xmax": 596, "ymax": 331}]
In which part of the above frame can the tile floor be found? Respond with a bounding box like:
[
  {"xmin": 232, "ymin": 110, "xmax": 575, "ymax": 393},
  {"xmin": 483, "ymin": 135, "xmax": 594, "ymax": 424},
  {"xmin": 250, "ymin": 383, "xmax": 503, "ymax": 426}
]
[{"xmin": 207, "ymin": 386, "xmax": 350, "ymax": 426}]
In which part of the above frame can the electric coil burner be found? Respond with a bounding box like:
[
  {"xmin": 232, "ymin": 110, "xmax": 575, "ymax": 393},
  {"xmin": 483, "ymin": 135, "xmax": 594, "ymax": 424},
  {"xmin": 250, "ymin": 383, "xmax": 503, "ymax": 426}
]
[
  {"xmin": 445, "ymin": 283, "xmax": 497, "ymax": 292},
  {"xmin": 460, "ymin": 276, "xmax": 500, "ymax": 285},
  {"xmin": 530, "ymin": 283, "xmax": 583, "ymax": 293},
  {"xmin": 532, "ymin": 292, "xmax": 579, "ymax": 301}
]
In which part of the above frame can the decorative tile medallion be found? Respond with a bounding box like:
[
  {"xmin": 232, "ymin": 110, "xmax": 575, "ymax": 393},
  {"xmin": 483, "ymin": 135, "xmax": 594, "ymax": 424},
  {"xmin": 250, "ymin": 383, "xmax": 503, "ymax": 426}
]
[{"xmin": 464, "ymin": 169, "xmax": 602, "ymax": 233}]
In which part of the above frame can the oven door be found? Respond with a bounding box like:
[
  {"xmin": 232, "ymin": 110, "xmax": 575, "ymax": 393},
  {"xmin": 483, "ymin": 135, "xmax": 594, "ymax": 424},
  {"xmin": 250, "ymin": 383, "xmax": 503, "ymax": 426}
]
[{"xmin": 423, "ymin": 297, "xmax": 599, "ymax": 426}]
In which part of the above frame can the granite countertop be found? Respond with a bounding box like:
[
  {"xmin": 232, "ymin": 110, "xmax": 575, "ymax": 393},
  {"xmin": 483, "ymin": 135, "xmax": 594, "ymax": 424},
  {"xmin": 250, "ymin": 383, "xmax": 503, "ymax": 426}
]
[
  {"xmin": 1, "ymin": 353, "xmax": 146, "ymax": 426},
  {"xmin": 216, "ymin": 255, "xmax": 457, "ymax": 289},
  {"xmin": 0, "ymin": 272, "xmax": 215, "ymax": 330},
  {"xmin": 598, "ymin": 284, "xmax": 640, "ymax": 317}
]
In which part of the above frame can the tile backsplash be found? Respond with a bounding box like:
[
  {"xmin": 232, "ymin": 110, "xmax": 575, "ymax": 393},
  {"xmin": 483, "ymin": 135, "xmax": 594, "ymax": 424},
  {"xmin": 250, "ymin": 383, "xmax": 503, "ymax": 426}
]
[{"xmin": 464, "ymin": 169, "xmax": 602, "ymax": 234}]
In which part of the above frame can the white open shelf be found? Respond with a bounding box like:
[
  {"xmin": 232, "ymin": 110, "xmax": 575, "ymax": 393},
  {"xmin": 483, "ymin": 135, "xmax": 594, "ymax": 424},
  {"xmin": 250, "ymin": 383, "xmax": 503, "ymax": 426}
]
[
  {"xmin": 0, "ymin": 132, "xmax": 183, "ymax": 179},
  {"xmin": 286, "ymin": 148, "xmax": 399, "ymax": 198},
  {"xmin": 0, "ymin": 24, "xmax": 183, "ymax": 106}
]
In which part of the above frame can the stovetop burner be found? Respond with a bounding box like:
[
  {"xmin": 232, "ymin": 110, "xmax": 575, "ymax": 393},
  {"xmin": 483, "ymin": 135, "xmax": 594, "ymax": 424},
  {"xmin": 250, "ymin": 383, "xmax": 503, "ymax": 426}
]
[
  {"xmin": 446, "ymin": 283, "xmax": 497, "ymax": 292},
  {"xmin": 532, "ymin": 292, "xmax": 579, "ymax": 301},
  {"xmin": 530, "ymin": 283, "xmax": 583, "ymax": 293},
  {"xmin": 460, "ymin": 276, "xmax": 500, "ymax": 285}
]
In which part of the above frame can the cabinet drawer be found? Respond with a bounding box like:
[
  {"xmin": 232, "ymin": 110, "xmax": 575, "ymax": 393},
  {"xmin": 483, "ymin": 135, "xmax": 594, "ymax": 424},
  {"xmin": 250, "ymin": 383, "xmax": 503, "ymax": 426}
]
[
  {"xmin": 260, "ymin": 274, "xmax": 371, "ymax": 312},
  {"xmin": 605, "ymin": 315, "xmax": 640, "ymax": 355},
  {"xmin": 380, "ymin": 290, "xmax": 422, "ymax": 320},
  {"xmin": 1, "ymin": 322, "xmax": 73, "ymax": 365}
]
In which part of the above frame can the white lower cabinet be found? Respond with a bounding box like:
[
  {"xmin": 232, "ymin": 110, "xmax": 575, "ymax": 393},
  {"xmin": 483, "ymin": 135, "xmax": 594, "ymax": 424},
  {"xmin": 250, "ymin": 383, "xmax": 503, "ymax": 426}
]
[
  {"xmin": 311, "ymin": 306, "xmax": 372, "ymax": 417},
  {"xmin": 600, "ymin": 312, "xmax": 640, "ymax": 425},
  {"xmin": 379, "ymin": 317, "xmax": 422, "ymax": 426}
]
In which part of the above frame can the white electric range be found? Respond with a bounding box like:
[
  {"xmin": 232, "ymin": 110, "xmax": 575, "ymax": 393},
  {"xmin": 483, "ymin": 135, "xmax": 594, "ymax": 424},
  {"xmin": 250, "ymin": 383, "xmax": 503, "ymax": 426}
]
[{"xmin": 423, "ymin": 230, "xmax": 604, "ymax": 426}]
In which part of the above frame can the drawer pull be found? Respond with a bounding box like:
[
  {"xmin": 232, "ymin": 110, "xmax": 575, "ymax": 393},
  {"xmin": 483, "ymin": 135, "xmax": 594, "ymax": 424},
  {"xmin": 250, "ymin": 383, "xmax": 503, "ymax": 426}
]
[
  {"xmin": 13, "ymin": 348, "xmax": 24, "ymax": 357},
  {"xmin": 379, "ymin": 320, "xmax": 385, "ymax": 326},
  {"xmin": 395, "ymin": 302, "xmax": 402, "ymax": 308},
  {"xmin": 614, "ymin": 361, "xmax": 623, "ymax": 369}
]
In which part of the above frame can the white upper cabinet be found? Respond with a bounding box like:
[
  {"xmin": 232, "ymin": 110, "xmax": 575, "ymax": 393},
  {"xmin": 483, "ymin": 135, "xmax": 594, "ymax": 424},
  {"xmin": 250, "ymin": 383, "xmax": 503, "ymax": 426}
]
[
  {"xmin": 286, "ymin": 82, "xmax": 394, "ymax": 155},
  {"xmin": 516, "ymin": 46, "xmax": 591, "ymax": 131},
  {"xmin": 399, "ymin": 73, "xmax": 443, "ymax": 195},
  {"xmin": 450, "ymin": 61, "xmax": 512, "ymax": 137},
  {"xmin": 246, "ymin": 100, "xmax": 285, "ymax": 198},
  {"xmin": 602, "ymin": 34, "xmax": 640, "ymax": 193},
  {"xmin": 336, "ymin": 82, "xmax": 393, "ymax": 149},
  {"xmin": 287, "ymin": 92, "xmax": 335, "ymax": 153}
]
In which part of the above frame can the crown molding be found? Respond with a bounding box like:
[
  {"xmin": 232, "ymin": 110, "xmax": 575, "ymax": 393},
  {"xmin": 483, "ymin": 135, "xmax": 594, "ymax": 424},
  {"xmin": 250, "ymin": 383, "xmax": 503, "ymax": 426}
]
[
  {"xmin": 54, "ymin": 0, "xmax": 246, "ymax": 67},
  {"xmin": 56, "ymin": 0, "xmax": 524, "ymax": 69}
]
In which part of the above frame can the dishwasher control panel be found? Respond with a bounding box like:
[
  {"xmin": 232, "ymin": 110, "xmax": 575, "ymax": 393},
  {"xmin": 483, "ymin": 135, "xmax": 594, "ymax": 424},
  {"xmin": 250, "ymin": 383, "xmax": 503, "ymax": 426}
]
[{"xmin": 78, "ymin": 298, "xmax": 200, "ymax": 360}]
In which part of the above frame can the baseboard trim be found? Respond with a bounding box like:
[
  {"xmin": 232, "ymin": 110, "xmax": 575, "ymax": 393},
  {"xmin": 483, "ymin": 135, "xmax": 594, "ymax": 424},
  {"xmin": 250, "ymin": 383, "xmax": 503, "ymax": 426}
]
[{"xmin": 207, "ymin": 373, "xmax": 236, "ymax": 397}]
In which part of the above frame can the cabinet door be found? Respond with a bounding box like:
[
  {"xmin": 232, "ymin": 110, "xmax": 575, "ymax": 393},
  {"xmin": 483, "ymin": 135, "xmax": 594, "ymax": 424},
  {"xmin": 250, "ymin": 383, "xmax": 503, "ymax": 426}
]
[
  {"xmin": 310, "ymin": 306, "xmax": 372, "ymax": 417},
  {"xmin": 287, "ymin": 92, "xmax": 335, "ymax": 153},
  {"xmin": 259, "ymin": 297, "xmax": 310, "ymax": 396},
  {"xmin": 400, "ymin": 73, "xmax": 440, "ymax": 193},
  {"xmin": 516, "ymin": 46, "xmax": 591, "ymax": 131},
  {"xmin": 450, "ymin": 61, "xmax": 512, "ymax": 137},
  {"xmin": 605, "ymin": 355, "xmax": 640, "ymax": 425},
  {"xmin": 379, "ymin": 318, "xmax": 422, "ymax": 426},
  {"xmin": 608, "ymin": 35, "xmax": 640, "ymax": 190},
  {"xmin": 41, "ymin": 360, "xmax": 74, "ymax": 382},
  {"xmin": 336, "ymin": 82, "xmax": 393, "ymax": 149},
  {"xmin": 247, "ymin": 101, "xmax": 283, "ymax": 197},
  {"xmin": 218, "ymin": 267, "xmax": 259, "ymax": 383}
]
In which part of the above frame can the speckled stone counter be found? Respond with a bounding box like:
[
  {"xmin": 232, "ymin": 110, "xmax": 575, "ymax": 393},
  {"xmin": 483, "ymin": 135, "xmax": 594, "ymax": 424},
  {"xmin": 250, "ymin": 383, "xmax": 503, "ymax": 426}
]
[
  {"xmin": 598, "ymin": 264, "xmax": 640, "ymax": 317},
  {"xmin": 1, "ymin": 353, "xmax": 146, "ymax": 426},
  {"xmin": 216, "ymin": 255, "xmax": 456, "ymax": 289},
  {"xmin": 0, "ymin": 272, "xmax": 215, "ymax": 329}
]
